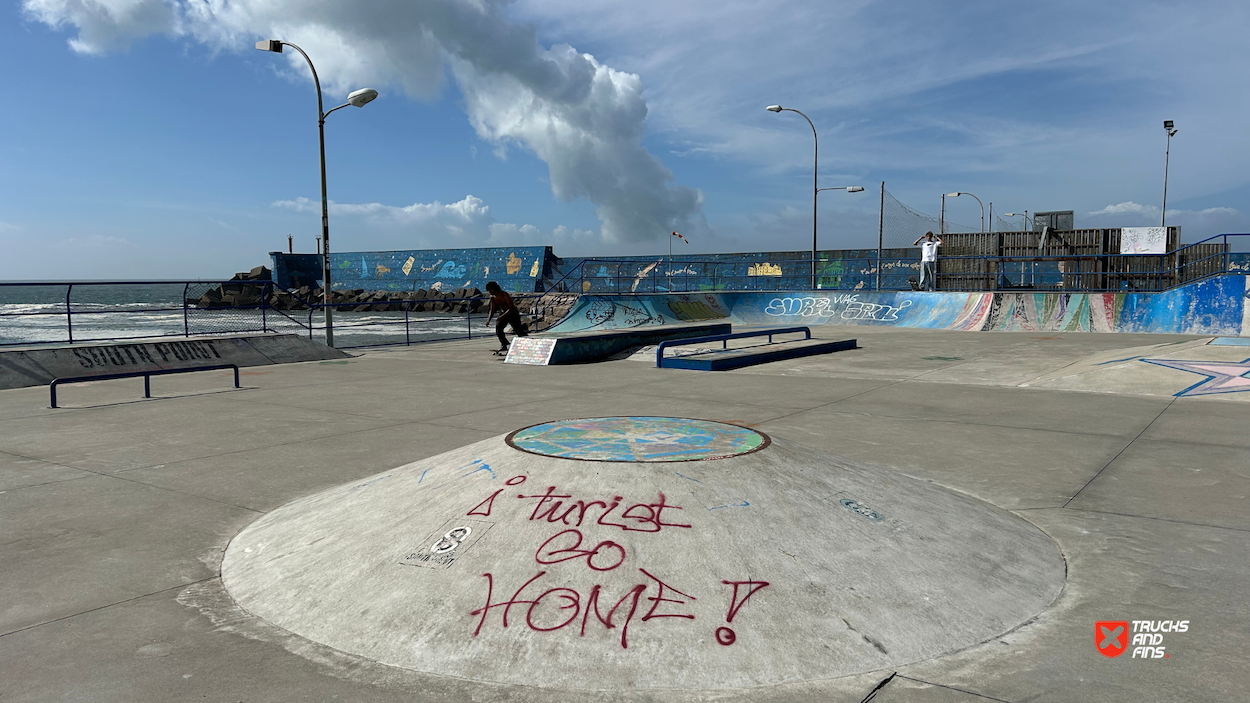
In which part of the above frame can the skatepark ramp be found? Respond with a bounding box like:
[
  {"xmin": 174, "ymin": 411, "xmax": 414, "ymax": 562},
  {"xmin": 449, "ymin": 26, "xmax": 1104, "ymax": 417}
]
[
  {"xmin": 222, "ymin": 417, "xmax": 1065, "ymax": 692},
  {"xmin": 504, "ymin": 323, "xmax": 731, "ymax": 365},
  {"xmin": 543, "ymin": 274, "xmax": 1250, "ymax": 337}
]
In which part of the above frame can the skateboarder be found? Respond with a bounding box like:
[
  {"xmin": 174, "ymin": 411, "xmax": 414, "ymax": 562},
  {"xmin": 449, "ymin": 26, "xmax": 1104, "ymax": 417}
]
[{"xmin": 483, "ymin": 281, "xmax": 528, "ymax": 353}]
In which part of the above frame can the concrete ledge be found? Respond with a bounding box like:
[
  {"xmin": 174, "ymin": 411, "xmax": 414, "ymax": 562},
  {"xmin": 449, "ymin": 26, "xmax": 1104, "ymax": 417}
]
[
  {"xmin": 0, "ymin": 334, "xmax": 349, "ymax": 390},
  {"xmin": 545, "ymin": 323, "xmax": 731, "ymax": 364}
]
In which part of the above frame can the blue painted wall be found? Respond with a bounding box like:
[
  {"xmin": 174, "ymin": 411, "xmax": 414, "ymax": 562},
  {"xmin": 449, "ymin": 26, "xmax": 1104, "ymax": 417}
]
[
  {"xmin": 548, "ymin": 275, "xmax": 1250, "ymax": 336},
  {"xmin": 270, "ymin": 247, "xmax": 557, "ymax": 292}
]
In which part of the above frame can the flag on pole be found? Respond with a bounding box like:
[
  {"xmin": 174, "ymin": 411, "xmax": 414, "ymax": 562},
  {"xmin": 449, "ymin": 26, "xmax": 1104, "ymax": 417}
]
[{"xmin": 671, "ymin": 231, "xmax": 688, "ymax": 243}]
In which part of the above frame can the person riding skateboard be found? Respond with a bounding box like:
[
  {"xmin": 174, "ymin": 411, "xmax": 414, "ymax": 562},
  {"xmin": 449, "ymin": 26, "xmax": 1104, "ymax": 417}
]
[{"xmin": 483, "ymin": 281, "xmax": 528, "ymax": 353}]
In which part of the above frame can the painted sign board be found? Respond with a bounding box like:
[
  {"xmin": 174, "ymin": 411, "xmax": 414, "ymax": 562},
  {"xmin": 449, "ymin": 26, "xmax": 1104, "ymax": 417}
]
[{"xmin": 504, "ymin": 337, "xmax": 558, "ymax": 365}]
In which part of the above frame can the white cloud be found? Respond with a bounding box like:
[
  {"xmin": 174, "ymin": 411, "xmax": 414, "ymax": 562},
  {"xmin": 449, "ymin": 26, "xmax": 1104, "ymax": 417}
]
[
  {"xmin": 1088, "ymin": 201, "xmax": 1156, "ymax": 216},
  {"xmin": 1085, "ymin": 201, "xmax": 1247, "ymax": 240},
  {"xmin": 0, "ymin": 222, "xmax": 21, "ymax": 232},
  {"xmin": 24, "ymin": 0, "xmax": 704, "ymax": 244},
  {"xmin": 57, "ymin": 234, "xmax": 134, "ymax": 250},
  {"xmin": 272, "ymin": 193, "xmax": 598, "ymax": 248}
]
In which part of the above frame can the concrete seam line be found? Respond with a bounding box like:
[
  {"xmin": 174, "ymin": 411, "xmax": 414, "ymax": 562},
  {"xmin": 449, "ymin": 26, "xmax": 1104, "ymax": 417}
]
[
  {"xmin": 0, "ymin": 577, "xmax": 216, "ymax": 640},
  {"xmin": 893, "ymin": 674, "xmax": 1013, "ymax": 702},
  {"xmin": 1060, "ymin": 506, "xmax": 1250, "ymax": 534},
  {"xmin": 1062, "ymin": 396, "xmax": 1177, "ymax": 508},
  {"xmin": 859, "ymin": 671, "xmax": 897, "ymax": 702},
  {"xmin": 102, "ymin": 471, "xmax": 264, "ymax": 515}
]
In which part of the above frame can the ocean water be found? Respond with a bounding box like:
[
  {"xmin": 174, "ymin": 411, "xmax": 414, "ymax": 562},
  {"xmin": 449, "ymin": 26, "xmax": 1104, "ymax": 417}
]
[{"xmin": 0, "ymin": 282, "xmax": 481, "ymax": 347}]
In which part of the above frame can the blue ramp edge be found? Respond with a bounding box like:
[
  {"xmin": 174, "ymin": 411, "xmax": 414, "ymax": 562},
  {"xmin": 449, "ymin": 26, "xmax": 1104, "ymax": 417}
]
[
  {"xmin": 1209, "ymin": 337, "xmax": 1250, "ymax": 346},
  {"xmin": 546, "ymin": 323, "xmax": 732, "ymax": 364}
]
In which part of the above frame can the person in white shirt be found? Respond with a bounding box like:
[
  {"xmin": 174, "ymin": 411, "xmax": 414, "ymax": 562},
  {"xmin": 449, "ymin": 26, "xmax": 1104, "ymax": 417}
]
[{"xmin": 913, "ymin": 231, "xmax": 943, "ymax": 291}]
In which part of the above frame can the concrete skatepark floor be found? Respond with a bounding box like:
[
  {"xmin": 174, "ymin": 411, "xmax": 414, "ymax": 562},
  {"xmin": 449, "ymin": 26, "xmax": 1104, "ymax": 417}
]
[{"xmin": 1, "ymin": 326, "xmax": 1247, "ymax": 702}]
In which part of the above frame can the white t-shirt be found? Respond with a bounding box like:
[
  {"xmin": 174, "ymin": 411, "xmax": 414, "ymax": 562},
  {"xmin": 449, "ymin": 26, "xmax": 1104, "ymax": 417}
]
[{"xmin": 921, "ymin": 241, "xmax": 940, "ymax": 262}]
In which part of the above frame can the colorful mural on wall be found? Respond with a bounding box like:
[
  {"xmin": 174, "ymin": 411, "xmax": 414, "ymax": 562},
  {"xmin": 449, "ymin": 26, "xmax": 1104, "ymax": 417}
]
[
  {"xmin": 547, "ymin": 275, "xmax": 1250, "ymax": 337},
  {"xmin": 270, "ymin": 247, "xmax": 557, "ymax": 293}
]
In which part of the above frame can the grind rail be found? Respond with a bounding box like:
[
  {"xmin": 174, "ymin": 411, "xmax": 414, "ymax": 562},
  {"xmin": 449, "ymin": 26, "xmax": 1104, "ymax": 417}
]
[{"xmin": 50, "ymin": 364, "xmax": 240, "ymax": 408}]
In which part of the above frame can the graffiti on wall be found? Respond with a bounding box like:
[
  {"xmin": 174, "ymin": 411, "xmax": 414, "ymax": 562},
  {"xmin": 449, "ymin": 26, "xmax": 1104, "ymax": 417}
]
[{"xmin": 764, "ymin": 295, "xmax": 914, "ymax": 322}]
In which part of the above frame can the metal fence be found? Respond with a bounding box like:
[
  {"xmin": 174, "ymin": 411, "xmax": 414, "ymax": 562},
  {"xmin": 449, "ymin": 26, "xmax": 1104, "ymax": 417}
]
[
  {"xmin": 3, "ymin": 234, "xmax": 1247, "ymax": 349},
  {"xmin": 0, "ymin": 280, "xmax": 563, "ymax": 350},
  {"xmin": 548, "ymin": 233, "xmax": 1250, "ymax": 294}
]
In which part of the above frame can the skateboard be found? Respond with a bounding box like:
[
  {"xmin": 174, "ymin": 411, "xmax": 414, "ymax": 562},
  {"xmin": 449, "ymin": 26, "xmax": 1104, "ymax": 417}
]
[{"xmin": 492, "ymin": 348, "xmax": 509, "ymax": 357}]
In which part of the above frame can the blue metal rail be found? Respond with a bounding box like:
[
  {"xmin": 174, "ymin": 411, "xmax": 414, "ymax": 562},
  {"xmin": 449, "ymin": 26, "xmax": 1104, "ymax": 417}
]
[
  {"xmin": 656, "ymin": 327, "xmax": 856, "ymax": 370},
  {"xmin": 50, "ymin": 364, "xmax": 240, "ymax": 408}
]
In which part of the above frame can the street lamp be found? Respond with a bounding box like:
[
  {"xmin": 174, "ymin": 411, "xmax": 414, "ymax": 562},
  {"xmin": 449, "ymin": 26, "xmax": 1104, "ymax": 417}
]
[
  {"xmin": 1004, "ymin": 212, "xmax": 1033, "ymax": 231},
  {"xmin": 946, "ymin": 192, "xmax": 984, "ymax": 233},
  {"xmin": 256, "ymin": 39, "xmax": 378, "ymax": 348},
  {"xmin": 760, "ymin": 103, "xmax": 860, "ymax": 287},
  {"xmin": 1161, "ymin": 120, "xmax": 1178, "ymax": 228}
]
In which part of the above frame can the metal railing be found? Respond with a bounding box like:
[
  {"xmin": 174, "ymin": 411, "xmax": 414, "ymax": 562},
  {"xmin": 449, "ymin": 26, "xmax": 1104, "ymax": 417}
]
[
  {"xmin": 547, "ymin": 233, "xmax": 1250, "ymax": 294},
  {"xmin": 0, "ymin": 280, "xmax": 562, "ymax": 350}
]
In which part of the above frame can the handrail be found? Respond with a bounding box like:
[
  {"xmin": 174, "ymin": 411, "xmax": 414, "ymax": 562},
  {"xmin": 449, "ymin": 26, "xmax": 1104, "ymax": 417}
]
[
  {"xmin": 657, "ymin": 327, "xmax": 813, "ymax": 367},
  {"xmin": 50, "ymin": 364, "xmax": 240, "ymax": 408}
]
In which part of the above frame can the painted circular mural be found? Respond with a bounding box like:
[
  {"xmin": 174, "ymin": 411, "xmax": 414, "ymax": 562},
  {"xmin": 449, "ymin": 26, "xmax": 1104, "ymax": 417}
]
[{"xmin": 505, "ymin": 416, "xmax": 770, "ymax": 462}]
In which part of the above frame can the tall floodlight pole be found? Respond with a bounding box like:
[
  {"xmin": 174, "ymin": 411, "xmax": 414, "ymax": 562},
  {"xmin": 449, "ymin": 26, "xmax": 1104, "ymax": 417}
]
[
  {"xmin": 766, "ymin": 105, "xmax": 820, "ymax": 289},
  {"xmin": 877, "ymin": 182, "xmax": 885, "ymax": 290},
  {"xmin": 1161, "ymin": 120, "xmax": 1178, "ymax": 228},
  {"xmin": 946, "ymin": 192, "xmax": 984, "ymax": 232},
  {"xmin": 256, "ymin": 39, "xmax": 378, "ymax": 347}
]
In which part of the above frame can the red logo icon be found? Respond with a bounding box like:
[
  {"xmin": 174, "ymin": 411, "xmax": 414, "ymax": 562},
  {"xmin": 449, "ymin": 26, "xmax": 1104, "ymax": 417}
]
[{"xmin": 1096, "ymin": 621, "xmax": 1129, "ymax": 658}]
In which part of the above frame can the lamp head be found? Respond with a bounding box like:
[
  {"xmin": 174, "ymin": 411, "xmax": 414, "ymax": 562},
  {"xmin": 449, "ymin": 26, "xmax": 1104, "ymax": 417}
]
[
  {"xmin": 1163, "ymin": 120, "xmax": 1174, "ymax": 130},
  {"xmin": 255, "ymin": 39, "xmax": 283, "ymax": 53},
  {"xmin": 847, "ymin": 186, "xmax": 865, "ymax": 193},
  {"xmin": 946, "ymin": 192, "xmax": 964, "ymax": 197},
  {"xmin": 1005, "ymin": 213, "xmax": 1019, "ymax": 217},
  {"xmin": 766, "ymin": 105, "xmax": 783, "ymax": 113},
  {"xmin": 347, "ymin": 88, "xmax": 379, "ymax": 107}
]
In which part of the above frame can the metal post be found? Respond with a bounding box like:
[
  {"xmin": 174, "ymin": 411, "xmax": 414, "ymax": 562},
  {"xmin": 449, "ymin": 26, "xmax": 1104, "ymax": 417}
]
[
  {"xmin": 940, "ymin": 193, "xmax": 945, "ymax": 235},
  {"xmin": 876, "ymin": 181, "xmax": 885, "ymax": 291},
  {"xmin": 144, "ymin": 374, "xmax": 151, "ymax": 399},
  {"xmin": 183, "ymin": 283, "xmax": 190, "ymax": 337},
  {"xmin": 774, "ymin": 107, "xmax": 820, "ymax": 289},
  {"xmin": 262, "ymin": 282, "xmax": 268, "ymax": 333},
  {"xmin": 65, "ymin": 284, "xmax": 73, "ymax": 344},
  {"xmin": 273, "ymin": 41, "xmax": 335, "ymax": 347},
  {"xmin": 1161, "ymin": 131, "xmax": 1173, "ymax": 228}
]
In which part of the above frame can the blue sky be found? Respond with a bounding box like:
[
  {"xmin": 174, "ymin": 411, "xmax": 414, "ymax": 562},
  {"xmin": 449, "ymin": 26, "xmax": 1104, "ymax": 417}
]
[{"xmin": 3, "ymin": 0, "xmax": 1249, "ymax": 279}]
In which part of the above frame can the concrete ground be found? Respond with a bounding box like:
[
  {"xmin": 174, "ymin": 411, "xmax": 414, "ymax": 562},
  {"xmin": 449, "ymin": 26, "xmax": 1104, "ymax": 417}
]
[{"xmin": 1, "ymin": 326, "xmax": 1247, "ymax": 702}]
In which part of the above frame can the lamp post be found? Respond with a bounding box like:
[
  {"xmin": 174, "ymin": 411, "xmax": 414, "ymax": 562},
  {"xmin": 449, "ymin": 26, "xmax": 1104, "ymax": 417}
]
[
  {"xmin": 1004, "ymin": 212, "xmax": 1032, "ymax": 232},
  {"xmin": 766, "ymin": 104, "xmax": 821, "ymax": 289},
  {"xmin": 1161, "ymin": 120, "xmax": 1178, "ymax": 228},
  {"xmin": 946, "ymin": 192, "xmax": 984, "ymax": 232},
  {"xmin": 256, "ymin": 39, "xmax": 378, "ymax": 347},
  {"xmin": 765, "ymin": 103, "xmax": 865, "ymax": 287}
]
